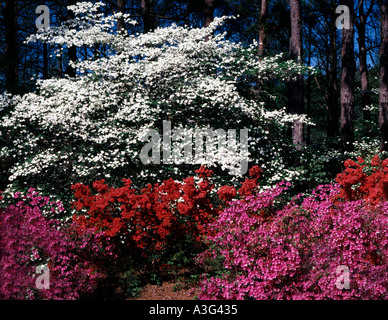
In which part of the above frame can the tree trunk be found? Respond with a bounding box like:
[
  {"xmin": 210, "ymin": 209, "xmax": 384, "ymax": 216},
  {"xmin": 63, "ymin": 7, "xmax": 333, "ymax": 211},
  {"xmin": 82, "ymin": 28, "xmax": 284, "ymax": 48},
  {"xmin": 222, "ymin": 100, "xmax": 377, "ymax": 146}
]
[
  {"xmin": 117, "ymin": 0, "xmax": 126, "ymax": 31},
  {"xmin": 258, "ymin": 0, "xmax": 267, "ymax": 59},
  {"xmin": 256, "ymin": 0, "xmax": 268, "ymax": 100},
  {"xmin": 66, "ymin": 0, "xmax": 77, "ymax": 77},
  {"xmin": 327, "ymin": 1, "xmax": 339, "ymax": 139},
  {"xmin": 379, "ymin": 0, "xmax": 388, "ymax": 151},
  {"xmin": 306, "ymin": 17, "xmax": 312, "ymax": 144},
  {"xmin": 204, "ymin": 0, "xmax": 214, "ymax": 28},
  {"xmin": 288, "ymin": 0, "xmax": 304, "ymax": 149},
  {"xmin": 43, "ymin": 43, "xmax": 49, "ymax": 79},
  {"xmin": 142, "ymin": 0, "xmax": 156, "ymax": 33},
  {"xmin": 3, "ymin": 0, "xmax": 19, "ymax": 93},
  {"xmin": 357, "ymin": 0, "xmax": 372, "ymax": 123},
  {"xmin": 340, "ymin": 0, "xmax": 355, "ymax": 152}
]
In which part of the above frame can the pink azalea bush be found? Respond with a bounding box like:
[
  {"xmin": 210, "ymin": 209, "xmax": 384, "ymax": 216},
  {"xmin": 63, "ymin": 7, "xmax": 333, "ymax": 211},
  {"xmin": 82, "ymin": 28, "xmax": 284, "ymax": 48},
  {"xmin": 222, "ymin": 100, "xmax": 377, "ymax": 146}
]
[
  {"xmin": 0, "ymin": 188, "xmax": 115, "ymax": 300},
  {"xmin": 197, "ymin": 183, "xmax": 388, "ymax": 300}
]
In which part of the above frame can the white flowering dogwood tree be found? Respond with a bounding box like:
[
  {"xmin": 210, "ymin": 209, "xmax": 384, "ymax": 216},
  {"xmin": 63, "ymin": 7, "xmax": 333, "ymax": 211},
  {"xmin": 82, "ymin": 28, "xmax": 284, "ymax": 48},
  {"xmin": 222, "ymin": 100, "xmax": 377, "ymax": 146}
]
[{"xmin": 0, "ymin": 2, "xmax": 315, "ymax": 203}]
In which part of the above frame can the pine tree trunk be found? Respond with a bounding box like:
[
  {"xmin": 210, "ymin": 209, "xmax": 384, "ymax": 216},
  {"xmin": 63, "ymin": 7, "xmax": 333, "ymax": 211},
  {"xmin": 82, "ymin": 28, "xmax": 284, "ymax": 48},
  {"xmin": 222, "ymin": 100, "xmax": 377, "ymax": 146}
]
[
  {"xmin": 340, "ymin": 0, "xmax": 355, "ymax": 152},
  {"xmin": 66, "ymin": 0, "xmax": 77, "ymax": 77},
  {"xmin": 4, "ymin": 0, "xmax": 18, "ymax": 93},
  {"xmin": 43, "ymin": 43, "xmax": 48, "ymax": 79},
  {"xmin": 288, "ymin": 0, "xmax": 304, "ymax": 149},
  {"xmin": 258, "ymin": 0, "xmax": 267, "ymax": 59},
  {"xmin": 204, "ymin": 0, "xmax": 214, "ymax": 28},
  {"xmin": 358, "ymin": 0, "xmax": 371, "ymax": 123},
  {"xmin": 142, "ymin": 0, "xmax": 156, "ymax": 33},
  {"xmin": 117, "ymin": 0, "xmax": 126, "ymax": 31},
  {"xmin": 379, "ymin": 0, "xmax": 388, "ymax": 151},
  {"xmin": 306, "ymin": 19, "xmax": 312, "ymax": 144},
  {"xmin": 327, "ymin": 1, "xmax": 339, "ymax": 139},
  {"xmin": 256, "ymin": 0, "xmax": 268, "ymax": 100}
]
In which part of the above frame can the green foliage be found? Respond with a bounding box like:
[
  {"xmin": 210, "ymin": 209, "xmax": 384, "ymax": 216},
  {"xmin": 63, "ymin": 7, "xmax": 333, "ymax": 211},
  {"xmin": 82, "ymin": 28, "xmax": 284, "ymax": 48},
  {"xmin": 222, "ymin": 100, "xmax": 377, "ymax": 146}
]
[{"xmin": 118, "ymin": 269, "xmax": 143, "ymax": 298}]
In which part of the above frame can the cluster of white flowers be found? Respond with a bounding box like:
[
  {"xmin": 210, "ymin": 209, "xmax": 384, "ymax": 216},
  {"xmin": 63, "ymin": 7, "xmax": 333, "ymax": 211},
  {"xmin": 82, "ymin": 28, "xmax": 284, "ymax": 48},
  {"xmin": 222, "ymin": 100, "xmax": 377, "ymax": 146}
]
[
  {"xmin": 0, "ymin": 92, "xmax": 20, "ymax": 113},
  {"xmin": 1, "ymin": 2, "xmax": 315, "ymax": 196}
]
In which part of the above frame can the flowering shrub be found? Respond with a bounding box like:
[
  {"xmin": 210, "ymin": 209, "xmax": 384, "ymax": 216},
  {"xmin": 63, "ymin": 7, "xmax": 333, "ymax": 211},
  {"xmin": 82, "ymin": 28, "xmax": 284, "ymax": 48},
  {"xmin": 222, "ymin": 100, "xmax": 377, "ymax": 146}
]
[
  {"xmin": 198, "ymin": 182, "xmax": 388, "ymax": 300},
  {"xmin": 2, "ymin": 157, "xmax": 386, "ymax": 300},
  {"xmin": 335, "ymin": 155, "xmax": 388, "ymax": 205},
  {"xmin": 0, "ymin": 2, "xmax": 315, "ymax": 204},
  {"xmin": 72, "ymin": 166, "xmax": 262, "ymax": 255},
  {"xmin": 72, "ymin": 167, "xmax": 215, "ymax": 252},
  {"xmin": 0, "ymin": 189, "xmax": 115, "ymax": 300},
  {"xmin": 0, "ymin": 165, "xmax": 265, "ymax": 299}
]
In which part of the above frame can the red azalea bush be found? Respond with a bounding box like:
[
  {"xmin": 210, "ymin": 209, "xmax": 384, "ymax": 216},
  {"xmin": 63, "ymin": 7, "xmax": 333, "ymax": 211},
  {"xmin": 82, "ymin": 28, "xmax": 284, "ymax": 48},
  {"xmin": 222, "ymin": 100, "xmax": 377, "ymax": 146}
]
[
  {"xmin": 197, "ymin": 183, "xmax": 388, "ymax": 300},
  {"xmin": 0, "ymin": 188, "xmax": 115, "ymax": 300},
  {"xmin": 335, "ymin": 155, "xmax": 388, "ymax": 205},
  {"xmin": 71, "ymin": 166, "xmax": 217, "ymax": 255},
  {"xmin": 71, "ymin": 166, "xmax": 263, "ymax": 258}
]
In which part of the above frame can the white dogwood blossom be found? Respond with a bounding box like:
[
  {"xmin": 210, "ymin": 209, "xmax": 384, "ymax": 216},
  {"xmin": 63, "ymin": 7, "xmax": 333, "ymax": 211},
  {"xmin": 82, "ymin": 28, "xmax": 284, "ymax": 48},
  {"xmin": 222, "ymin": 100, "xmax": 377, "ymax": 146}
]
[{"xmin": 1, "ymin": 2, "xmax": 315, "ymax": 198}]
